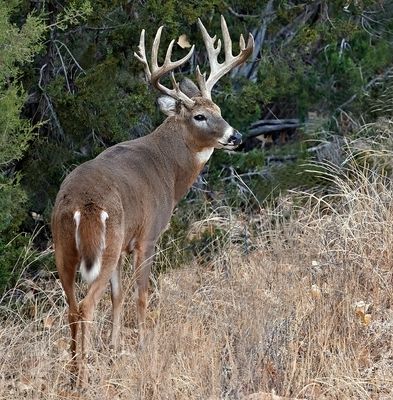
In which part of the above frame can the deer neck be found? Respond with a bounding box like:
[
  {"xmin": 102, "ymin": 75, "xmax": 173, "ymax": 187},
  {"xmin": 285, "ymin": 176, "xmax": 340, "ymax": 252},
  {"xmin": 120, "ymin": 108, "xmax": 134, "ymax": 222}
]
[{"xmin": 152, "ymin": 119, "xmax": 213, "ymax": 203}]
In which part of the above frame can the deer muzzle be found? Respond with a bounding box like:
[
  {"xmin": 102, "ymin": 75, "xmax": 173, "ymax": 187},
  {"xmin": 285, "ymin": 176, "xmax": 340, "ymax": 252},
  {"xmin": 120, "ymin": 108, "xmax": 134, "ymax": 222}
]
[{"xmin": 228, "ymin": 130, "xmax": 242, "ymax": 146}]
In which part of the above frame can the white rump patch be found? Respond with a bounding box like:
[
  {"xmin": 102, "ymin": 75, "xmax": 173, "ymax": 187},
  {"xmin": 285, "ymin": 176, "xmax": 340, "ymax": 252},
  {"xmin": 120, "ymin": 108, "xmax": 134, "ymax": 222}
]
[
  {"xmin": 74, "ymin": 210, "xmax": 81, "ymax": 251},
  {"xmin": 100, "ymin": 210, "xmax": 108, "ymax": 250},
  {"xmin": 196, "ymin": 147, "xmax": 214, "ymax": 164},
  {"xmin": 75, "ymin": 209, "xmax": 109, "ymax": 284},
  {"xmin": 74, "ymin": 210, "xmax": 81, "ymax": 224},
  {"xmin": 80, "ymin": 259, "xmax": 101, "ymax": 284},
  {"xmin": 101, "ymin": 210, "xmax": 109, "ymax": 223}
]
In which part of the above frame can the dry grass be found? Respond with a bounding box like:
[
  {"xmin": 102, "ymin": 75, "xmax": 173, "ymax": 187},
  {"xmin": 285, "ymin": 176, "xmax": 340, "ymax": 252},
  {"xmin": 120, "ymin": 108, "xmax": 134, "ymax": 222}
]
[{"xmin": 1, "ymin": 149, "xmax": 393, "ymax": 399}]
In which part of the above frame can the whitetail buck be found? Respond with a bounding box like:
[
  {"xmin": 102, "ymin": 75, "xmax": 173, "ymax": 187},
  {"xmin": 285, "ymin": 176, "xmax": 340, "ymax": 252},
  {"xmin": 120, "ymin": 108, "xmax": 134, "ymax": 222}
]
[{"xmin": 52, "ymin": 15, "xmax": 253, "ymax": 386}]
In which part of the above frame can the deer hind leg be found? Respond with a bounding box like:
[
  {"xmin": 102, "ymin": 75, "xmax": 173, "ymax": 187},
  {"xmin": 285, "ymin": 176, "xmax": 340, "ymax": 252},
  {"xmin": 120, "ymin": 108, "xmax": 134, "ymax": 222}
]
[
  {"xmin": 56, "ymin": 250, "xmax": 79, "ymax": 381},
  {"xmin": 67, "ymin": 285, "xmax": 79, "ymax": 380},
  {"xmin": 77, "ymin": 252, "xmax": 121, "ymax": 388},
  {"xmin": 110, "ymin": 254, "xmax": 124, "ymax": 350},
  {"xmin": 134, "ymin": 241, "xmax": 155, "ymax": 344}
]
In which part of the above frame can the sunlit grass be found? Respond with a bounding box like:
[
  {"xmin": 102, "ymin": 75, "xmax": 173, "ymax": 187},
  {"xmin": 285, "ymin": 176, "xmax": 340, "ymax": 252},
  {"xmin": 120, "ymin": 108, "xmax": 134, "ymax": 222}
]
[{"xmin": 1, "ymin": 140, "xmax": 393, "ymax": 399}]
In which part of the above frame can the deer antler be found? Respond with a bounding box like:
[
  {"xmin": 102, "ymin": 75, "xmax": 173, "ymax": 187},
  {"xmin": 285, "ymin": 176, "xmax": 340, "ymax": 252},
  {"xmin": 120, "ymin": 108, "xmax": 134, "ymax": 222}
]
[
  {"xmin": 134, "ymin": 27, "xmax": 196, "ymax": 107},
  {"xmin": 196, "ymin": 15, "xmax": 254, "ymax": 100}
]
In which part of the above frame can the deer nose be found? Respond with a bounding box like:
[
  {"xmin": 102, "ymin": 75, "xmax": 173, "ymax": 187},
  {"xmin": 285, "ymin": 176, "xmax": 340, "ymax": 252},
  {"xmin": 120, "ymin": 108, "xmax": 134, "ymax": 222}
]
[{"xmin": 228, "ymin": 130, "xmax": 242, "ymax": 146}]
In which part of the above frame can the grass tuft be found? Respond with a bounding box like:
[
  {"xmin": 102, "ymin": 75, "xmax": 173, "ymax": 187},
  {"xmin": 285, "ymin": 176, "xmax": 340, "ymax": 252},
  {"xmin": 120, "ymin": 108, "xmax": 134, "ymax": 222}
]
[{"xmin": 1, "ymin": 140, "xmax": 393, "ymax": 399}]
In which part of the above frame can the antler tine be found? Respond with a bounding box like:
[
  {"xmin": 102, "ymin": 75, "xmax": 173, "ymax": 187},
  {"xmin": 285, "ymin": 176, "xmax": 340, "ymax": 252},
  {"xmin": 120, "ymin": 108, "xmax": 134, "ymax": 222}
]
[
  {"xmin": 244, "ymin": 33, "xmax": 254, "ymax": 52},
  {"xmin": 197, "ymin": 19, "xmax": 221, "ymax": 73},
  {"xmin": 196, "ymin": 15, "xmax": 255, "ymax": 100},
  {"xmin": 134, "ymin": 29, "xmax": 152, "ymax": 81},
  {"xmin": 151, "ymin": 26, "xmax": 164, "ymax": 70},
  {"xmin": 135, "ymin": 26, "xmax": 196, "ymax": 108},
  {"xmin": 239, "ymin": 34, "xmax": 245, "ymax": 50},
  {"xmin": 195, "ymin": 65, "xmax": 208, "ymax": 98},
  {"xmin": 220, "ymin": 15, "xmax": 233, "ymax": 62}
]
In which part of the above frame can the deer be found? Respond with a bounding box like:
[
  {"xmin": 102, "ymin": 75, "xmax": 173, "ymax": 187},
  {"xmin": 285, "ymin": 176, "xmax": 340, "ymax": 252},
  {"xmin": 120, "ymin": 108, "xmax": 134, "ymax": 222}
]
[{"xmin": 52, "ymin": 15, "xmax": 254, "ymax": 387}]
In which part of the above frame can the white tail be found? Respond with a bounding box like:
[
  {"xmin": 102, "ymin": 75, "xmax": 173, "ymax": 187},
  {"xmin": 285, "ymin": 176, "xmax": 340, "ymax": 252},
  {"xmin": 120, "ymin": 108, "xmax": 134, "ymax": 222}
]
[
  {"xmin": 73, "ymin": 209, "xmax": 108, "ymax": 283},
  {"xmin": 52, "ymin": 15, "xmax": 254, "ymax": 387}
]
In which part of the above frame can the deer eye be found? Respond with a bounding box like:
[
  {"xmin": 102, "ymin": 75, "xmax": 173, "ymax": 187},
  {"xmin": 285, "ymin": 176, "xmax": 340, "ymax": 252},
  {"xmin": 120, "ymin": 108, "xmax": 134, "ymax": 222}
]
[{"xmin": 193, "ymin": 114, "xmax": 207, "ymax": 121}]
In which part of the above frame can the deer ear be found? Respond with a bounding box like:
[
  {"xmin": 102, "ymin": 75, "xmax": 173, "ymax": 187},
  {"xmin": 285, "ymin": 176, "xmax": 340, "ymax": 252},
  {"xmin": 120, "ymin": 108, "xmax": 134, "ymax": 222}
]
[
  {"xmin": 157, "ymin": 96, "xmax": 178, "ymax": 116},
  {"xmin": 180, "ymin": 78, "xmax": 201, "ymax": 98}
]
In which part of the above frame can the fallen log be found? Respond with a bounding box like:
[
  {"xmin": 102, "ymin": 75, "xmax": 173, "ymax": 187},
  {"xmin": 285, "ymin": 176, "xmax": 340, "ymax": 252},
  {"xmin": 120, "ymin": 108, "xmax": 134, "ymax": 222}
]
[{"xmin": 248, "ymin": 119, "xmax": 302, "ymax": 138}]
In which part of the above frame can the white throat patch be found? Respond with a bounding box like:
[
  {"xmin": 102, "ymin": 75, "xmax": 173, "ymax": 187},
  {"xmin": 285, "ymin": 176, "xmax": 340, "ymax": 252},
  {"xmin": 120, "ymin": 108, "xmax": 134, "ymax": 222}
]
[{"xmin": 196, "ymin": 147, "xmax": 214, "ymax": 164}]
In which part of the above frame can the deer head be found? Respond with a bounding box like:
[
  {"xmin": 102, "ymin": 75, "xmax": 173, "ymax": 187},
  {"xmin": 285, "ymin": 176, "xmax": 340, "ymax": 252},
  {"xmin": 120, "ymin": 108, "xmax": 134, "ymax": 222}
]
[{"xmin": 134, "ymin": 15, "xmax": 254, "ymax": 151}]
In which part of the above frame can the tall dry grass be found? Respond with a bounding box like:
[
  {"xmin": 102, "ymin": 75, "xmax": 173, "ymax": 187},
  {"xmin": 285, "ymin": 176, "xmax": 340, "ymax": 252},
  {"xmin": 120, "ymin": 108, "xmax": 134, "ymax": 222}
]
[{"xmin": 1, "ymin": 140, "xmax": 393, "ymax": 399}]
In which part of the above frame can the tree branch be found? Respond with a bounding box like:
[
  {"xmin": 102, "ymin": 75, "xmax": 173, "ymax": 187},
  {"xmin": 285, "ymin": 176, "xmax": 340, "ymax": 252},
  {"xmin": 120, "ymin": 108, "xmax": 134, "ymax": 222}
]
[
  {"xmin": 336, "ymin": 65, "xmax": 393, "ymax": 111},
  {"xmin": 231, "ymin": 0, "xmax": 276, "ymax": 82},
  {"xmin": 38, "ymin": 64, "xmax": 65, "ymax": 139}
]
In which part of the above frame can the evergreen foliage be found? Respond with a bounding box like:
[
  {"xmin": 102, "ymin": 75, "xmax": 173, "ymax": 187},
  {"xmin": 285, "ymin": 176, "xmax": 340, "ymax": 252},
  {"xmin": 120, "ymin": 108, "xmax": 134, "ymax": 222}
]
[
  {"xmin": 0, "ymin": 1, "xmax": 45, "ymax": 291},
  {"xmin": 0, "ymin": 0, "xmax": 392, "ymax": 291}
]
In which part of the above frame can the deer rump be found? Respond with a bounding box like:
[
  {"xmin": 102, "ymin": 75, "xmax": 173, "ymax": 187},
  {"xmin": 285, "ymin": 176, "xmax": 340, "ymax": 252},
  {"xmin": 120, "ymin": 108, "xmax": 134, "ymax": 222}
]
[{"xmin": 73, "ymin": 205, "xmax": 109, "ymax": 284}]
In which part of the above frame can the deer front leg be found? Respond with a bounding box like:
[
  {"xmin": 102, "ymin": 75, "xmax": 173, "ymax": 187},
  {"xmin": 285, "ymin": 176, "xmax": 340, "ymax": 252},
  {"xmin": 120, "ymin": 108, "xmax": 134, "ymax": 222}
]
[{"xmin": 134, "ymin": 241, "xmax": 155, "ymax": 344}]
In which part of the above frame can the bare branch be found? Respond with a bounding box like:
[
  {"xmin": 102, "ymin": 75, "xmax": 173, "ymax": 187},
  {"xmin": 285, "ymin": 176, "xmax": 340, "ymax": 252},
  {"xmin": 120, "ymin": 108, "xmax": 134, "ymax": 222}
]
[
  {"xmin": 336, "ymin": 65, "xmax": 393, "ymax": 111},
  {"xmin": 223, "ymin": 2, "xmax": 260, "ymax": 18},
  {"xmin": 53, "ymin": 40, "xmax": 85, "ymax": 74},
  {"xmin": 53, "ymin": 41, "xmax": 72, "ymax": 93},
  {"xmin": 231, "ymin": 0, "xmax": 275, "ymax": 81},
  {"xmin": 38, "ymin": 64, "xmax": 65, "ymax": 139}
]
